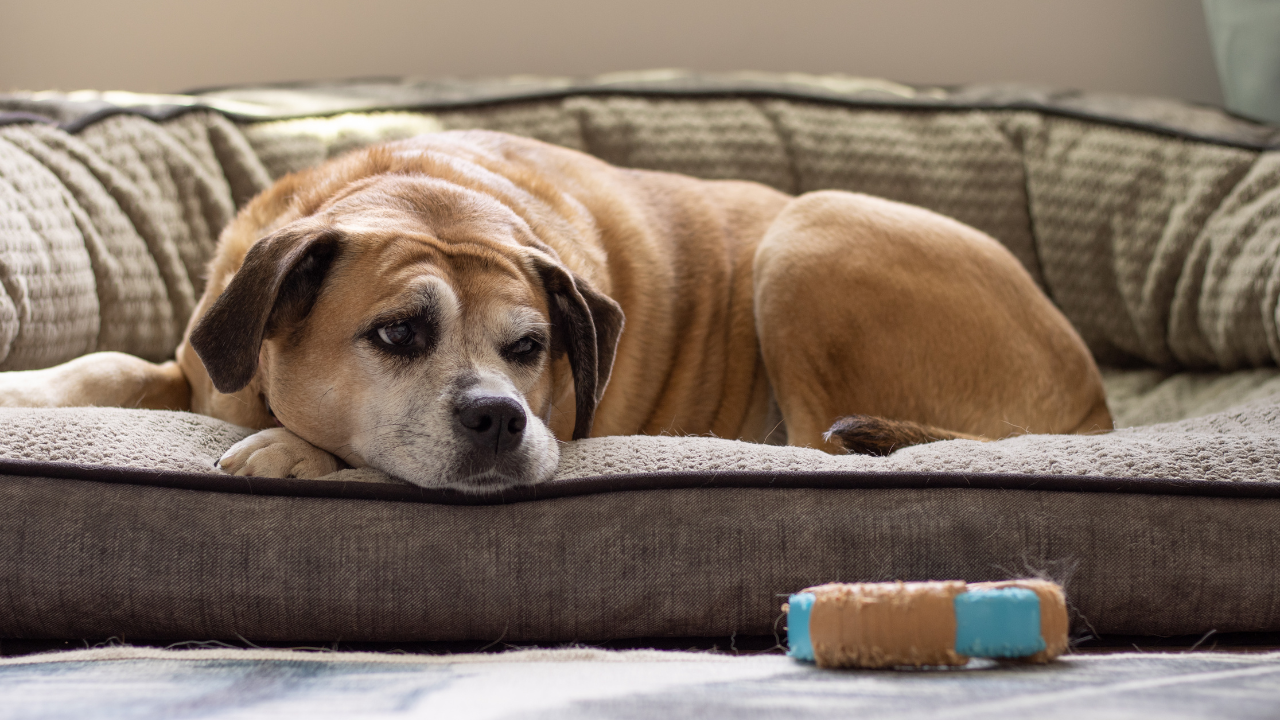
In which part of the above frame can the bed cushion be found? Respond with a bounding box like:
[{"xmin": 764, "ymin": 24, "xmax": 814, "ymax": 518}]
[{"xmin": 2, "ymin": 72, "xmax": 1280, "ymax": 643}]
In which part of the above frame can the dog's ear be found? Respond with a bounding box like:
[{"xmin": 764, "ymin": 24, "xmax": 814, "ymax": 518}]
[
  {"xmin": 190, "ymin": 228, "xmax": 342, "ymax": 394},
  {"xmin": 532, "ymin": 256, "xmax": 625, "ymax": 440}
]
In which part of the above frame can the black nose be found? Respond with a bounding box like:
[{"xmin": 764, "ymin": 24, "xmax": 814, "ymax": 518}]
[{"xmin": 456, "ymin": 394, "xmax": 527, "ymax": 455}]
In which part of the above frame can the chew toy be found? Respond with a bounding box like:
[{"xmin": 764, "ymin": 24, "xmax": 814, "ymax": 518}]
[{"xmin": 785, "ymin": 580, "xmax": 1068, "ymax": 668}]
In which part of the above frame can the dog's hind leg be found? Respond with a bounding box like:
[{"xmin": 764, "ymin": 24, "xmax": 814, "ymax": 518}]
[
  {"xmin": 0, "ymin": 351, "xmax": 191, "ymax": 410},
  {"xmin": 753, "ymin": 190, "xmax": 1110, "ymax": 454}
]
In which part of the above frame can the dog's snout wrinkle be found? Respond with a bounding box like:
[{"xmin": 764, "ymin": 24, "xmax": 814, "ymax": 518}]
[
  {"xmin": 457, "ymin": 394, "xmax": 526, "ymax": 455},
  {"xmin": 450, "ymin": 371, "xmax": 481, "ymax": 393}
]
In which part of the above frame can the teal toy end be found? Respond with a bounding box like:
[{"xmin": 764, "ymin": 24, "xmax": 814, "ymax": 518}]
[
  {"xmin": 953, "ymin": 587, "xmax": 1046, "ymax": 658},
  {"xmin": 786, "ymin": 592, "xmax": 816, "ymax": 662}
]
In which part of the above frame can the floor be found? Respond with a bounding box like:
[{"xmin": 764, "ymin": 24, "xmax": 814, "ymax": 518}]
[{"xmin": 4, "ymin": 644, "xmax": 1280, "ymax": 719}]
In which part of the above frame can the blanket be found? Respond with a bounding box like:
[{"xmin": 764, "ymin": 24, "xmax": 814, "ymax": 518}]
[{"xmin": 3, "ymin": 646, "xmax": 1280, "ymax": 719}]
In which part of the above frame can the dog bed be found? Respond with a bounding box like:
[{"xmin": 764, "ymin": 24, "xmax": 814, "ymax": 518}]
[{"xmin": 2, "ymin": 72, "xmax": 1280, "ymax": 644}]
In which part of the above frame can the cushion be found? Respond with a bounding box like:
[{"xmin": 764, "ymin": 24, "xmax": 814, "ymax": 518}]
[{"xmin": 2, "ymin": 72, "xmax": 1280, "ymax": 643}]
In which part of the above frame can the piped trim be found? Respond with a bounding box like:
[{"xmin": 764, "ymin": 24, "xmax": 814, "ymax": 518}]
[{"xmin": 1, "ymin": 456, "xmax": 1278, "ymax": 506}]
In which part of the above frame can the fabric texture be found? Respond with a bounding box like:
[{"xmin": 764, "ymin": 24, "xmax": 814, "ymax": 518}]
[
  {"xmin": 4, "ymin": 647, "xmax": 1280, "ymax": 719},
  {"xmin": 4, "ymin": 471, "xmax": 1280, "ymax": 641},
  {"xmin": 1, "ymin": 369, "xmax": 1279, "ymax": 484},
  {"xmin": 0, "ymin": 113, "xmax": 270, "ymax": 369}
]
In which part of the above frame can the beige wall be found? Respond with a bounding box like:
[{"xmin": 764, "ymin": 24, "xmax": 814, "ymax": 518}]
[{"xmin": 1, "ymin": 0, "xmax": 1224, "ymax": 104}]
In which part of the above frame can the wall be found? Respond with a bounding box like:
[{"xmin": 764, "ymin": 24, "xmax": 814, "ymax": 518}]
[{"xmin": 0, "ymin": 0, "xmax": 1224, "ymax": 105}]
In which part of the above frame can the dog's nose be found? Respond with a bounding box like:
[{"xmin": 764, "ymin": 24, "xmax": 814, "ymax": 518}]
[{"xmin": 457, "ymin": 394, "xmax": 527, "ymax": 454}]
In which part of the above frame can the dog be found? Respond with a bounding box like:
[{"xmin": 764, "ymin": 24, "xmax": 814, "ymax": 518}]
[{"xmin": 0, "ymin": 130, "xmax": 1112, "ymax": 491}]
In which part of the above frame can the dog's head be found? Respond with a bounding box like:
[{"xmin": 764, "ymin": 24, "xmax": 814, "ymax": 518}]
[{"xmin": 189, "ymin": 175, "xmax": 623, "ymax": 492}]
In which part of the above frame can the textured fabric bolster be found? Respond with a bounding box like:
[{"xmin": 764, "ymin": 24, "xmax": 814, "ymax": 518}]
[{"xmin": 3, "ymin": 475, "xmax": 1280, "ymax": 642}]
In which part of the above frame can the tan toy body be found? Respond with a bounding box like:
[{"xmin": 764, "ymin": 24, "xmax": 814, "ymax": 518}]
[{"xmin": 785, "ymin": 580, "xmax": 1069, "ymax": 669}]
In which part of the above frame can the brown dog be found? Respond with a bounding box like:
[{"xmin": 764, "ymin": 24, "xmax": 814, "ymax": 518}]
[{"xmin": 0, "ymin": 130, "xmax": 1111, "ymax": 491}]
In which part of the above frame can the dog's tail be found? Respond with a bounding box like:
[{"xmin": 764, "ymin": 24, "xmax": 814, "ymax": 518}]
[{"xmin": 824, "ymin": 415, "xmax": 984, "ymax": 456}]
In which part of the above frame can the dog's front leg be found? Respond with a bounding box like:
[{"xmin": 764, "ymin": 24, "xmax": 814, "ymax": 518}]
[
  {"xmin": 0, "ymin": 351, "xmax": 190, "ymax": 409},
  {"xmin": 218, "ymin": 427, "xmax": 343, "ymax": 479}
]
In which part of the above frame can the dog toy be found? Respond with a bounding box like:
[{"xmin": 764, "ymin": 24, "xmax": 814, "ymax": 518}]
[{"xmin": 784, "ymin": 579, "xmax": 1068, "ymax": 668}]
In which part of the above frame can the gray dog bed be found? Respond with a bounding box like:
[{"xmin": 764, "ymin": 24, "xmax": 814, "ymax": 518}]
[{"xmin": 2, "ymin": 72, "xmax": 1280, "ymax": 644}]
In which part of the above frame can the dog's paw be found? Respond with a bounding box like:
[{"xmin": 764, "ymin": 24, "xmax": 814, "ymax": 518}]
[{"xmin": 217, "ymin": 428, "xmax": 342, "ymax": 479}]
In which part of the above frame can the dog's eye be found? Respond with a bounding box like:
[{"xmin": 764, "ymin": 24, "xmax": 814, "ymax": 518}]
[
  {"xmin": 376, "ymin": 322, "xmax": 414, "ymax": 347},
  {"xmin": 503, "ymin": 336, "xmax": 542, "ymax": 362},
  {"xmin": 365, "ymin": 311, "xmax": 438, "ymax": 361}
]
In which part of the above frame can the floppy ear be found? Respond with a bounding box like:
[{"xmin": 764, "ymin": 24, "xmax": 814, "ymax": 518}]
[
  {"xmin": 532, "ymin": 256, "xmax": 625, "ymax": 440},
  {"xmin": 190, "ymin": 228, "xmax": 342, "ymax": 394}
]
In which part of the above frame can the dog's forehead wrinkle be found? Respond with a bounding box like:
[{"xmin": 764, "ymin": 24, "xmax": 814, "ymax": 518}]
[
  {"xmin": 489, "ymin": 308, "xmax": 551, "ymax": 346},
  {"xmin": 368, "ymin": 275, "xmax": 459, "ymax": 324},
  {"xmin": 447, "ymin": 279, "xmax": 546, "ymax": 348},
  {"xmin": 385, "ymin": 141, "xmax": 553, "ymax": 224},
  {"xmin": 415, "ymin": 150, "xmax": 520, "ymax": 196},
  {"xmin": 355, "ymin": 236, "xmax": 529, "ymax": 309},
  {"xmin": 329, "ymin": 209, "xmax": 417, "ymax": 233},
  {"xmin": 332, "ymin": 173, "xmax": 534, "ymax": 245},
  {"xmin": 397, "ymin": 133, "xmax": 598, "ymax": 240}
]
